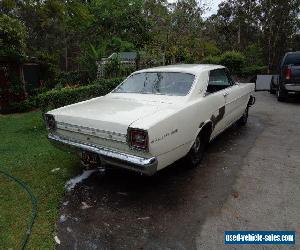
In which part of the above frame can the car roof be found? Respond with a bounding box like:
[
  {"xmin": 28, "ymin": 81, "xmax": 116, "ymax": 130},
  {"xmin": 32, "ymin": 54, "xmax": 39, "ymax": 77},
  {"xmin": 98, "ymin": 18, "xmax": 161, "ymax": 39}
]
[{"xmin": 135, "ymin": 64, "xmax": 225, "ymax": 75}]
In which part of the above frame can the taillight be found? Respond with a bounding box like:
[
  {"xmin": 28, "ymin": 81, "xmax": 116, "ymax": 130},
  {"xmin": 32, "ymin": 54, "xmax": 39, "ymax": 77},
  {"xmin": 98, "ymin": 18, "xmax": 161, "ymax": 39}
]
[
  {"xmin": 128, "ymin": 129, "xmax": 148, "ymax": 151},
  {"xmin": 285, "ymin": 68, "xmax": 292, "ymax": 80}
]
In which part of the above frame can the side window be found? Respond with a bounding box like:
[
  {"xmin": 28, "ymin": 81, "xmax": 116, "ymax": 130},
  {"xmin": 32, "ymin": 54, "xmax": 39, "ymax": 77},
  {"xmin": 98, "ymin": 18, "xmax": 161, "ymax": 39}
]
[{"xmin": 206, "ymin": 69, "xmax": 231, "ymax": 94}]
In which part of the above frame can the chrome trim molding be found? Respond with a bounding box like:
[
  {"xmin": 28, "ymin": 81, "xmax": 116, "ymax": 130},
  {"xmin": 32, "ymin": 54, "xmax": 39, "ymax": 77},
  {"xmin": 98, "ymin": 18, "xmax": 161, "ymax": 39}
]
[
  {"xmin": 48, "ymin": 133, "xmax": 157, "ymax": 176},
  {"xmin": 56, "ymin": 122, "xmax": 127, "ymax": 143}
]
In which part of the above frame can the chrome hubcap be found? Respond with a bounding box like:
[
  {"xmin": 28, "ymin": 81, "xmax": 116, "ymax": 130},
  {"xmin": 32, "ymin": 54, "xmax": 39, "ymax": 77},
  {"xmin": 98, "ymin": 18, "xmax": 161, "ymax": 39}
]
[{"xmin": 193, "ymin": 137, "xmax": 201, "ymax": 153}]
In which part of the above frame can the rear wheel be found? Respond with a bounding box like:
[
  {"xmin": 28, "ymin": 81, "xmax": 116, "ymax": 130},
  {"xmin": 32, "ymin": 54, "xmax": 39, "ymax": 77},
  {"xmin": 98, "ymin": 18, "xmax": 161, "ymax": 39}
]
[
  {"xmin": 270, "ymin": 84, "xmax": 276, "ymax": 94},
  {"xmin": 277, "ymin": 86, "xmax": 286, "ymax": 102},
  {"xmin": 186, "ymin": 130, "xmax": 210, "ymax": 168}
]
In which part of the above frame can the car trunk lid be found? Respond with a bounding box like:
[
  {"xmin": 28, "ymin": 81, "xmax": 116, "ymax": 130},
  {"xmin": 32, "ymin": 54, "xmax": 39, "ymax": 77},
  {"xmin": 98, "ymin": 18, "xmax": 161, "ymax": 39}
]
[{"xmin": 51, "ymin": 95, "xmax": 169, "ymax": 136}]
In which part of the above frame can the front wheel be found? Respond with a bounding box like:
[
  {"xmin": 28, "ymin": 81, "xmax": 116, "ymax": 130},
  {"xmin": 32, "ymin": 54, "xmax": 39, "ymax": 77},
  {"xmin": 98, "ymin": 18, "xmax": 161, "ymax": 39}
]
[{"xmin": 237, "ymin": 106, "xmax": 249, "ymax": 126}]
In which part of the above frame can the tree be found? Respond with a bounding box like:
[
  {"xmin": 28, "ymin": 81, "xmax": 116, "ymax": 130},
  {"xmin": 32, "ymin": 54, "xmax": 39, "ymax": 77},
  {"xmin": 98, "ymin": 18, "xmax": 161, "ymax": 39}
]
[
  {"xmin": 0, "ymin": 14, "xmax": 28, "ymax": 60},
  {"xmin": 205, "ymin": 0, "xmax": 300, "ymax": 68},
  {"xmin": 259, "ymin": 0, "xmax": 300, "ymax": 67},
  {"xmin": 206, "ymin": 0, "xmax": 260, "ymax": 52},
  {"xmin": 166, "ymin": 0, "xmax": 205, "ymax": 63}
]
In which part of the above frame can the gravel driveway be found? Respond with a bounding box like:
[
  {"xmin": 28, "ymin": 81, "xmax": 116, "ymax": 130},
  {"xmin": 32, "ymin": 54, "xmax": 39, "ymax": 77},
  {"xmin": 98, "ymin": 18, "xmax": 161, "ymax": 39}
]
[{"xmin": 56, "ymin": 92, "xmax": 300, "ymax": 250}]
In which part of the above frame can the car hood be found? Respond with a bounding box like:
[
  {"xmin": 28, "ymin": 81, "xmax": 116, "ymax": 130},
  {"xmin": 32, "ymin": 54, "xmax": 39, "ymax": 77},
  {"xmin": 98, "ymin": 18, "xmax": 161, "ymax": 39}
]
[{"xmin": 48, "ymin": 93, "xmax": 181, "ymax": 134}]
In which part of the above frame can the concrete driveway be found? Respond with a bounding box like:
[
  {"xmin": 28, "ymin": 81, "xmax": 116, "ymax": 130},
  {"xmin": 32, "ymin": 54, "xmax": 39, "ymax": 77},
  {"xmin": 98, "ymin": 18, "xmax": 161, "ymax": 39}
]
[{"xmin": 56, "ymin": 92, "xmax": 300, "ymax": 250}]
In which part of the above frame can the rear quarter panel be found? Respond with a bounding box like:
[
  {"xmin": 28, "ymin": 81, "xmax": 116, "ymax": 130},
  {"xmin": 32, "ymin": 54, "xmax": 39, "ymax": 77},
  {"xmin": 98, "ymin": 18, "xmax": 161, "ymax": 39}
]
[{"xmin": 131, "ymin": 96, "xmax": 223, "ymax": 170}]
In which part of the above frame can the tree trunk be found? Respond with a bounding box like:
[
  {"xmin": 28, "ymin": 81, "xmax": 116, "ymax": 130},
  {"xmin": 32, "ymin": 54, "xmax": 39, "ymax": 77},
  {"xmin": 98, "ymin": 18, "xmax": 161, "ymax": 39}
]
[
  {"xmin": 65, "ymin": 46, "xmax": 68, "ymax": 72},
  {"xmin": 20, "ymin": 65, "xmax": 27, "ymax": 99}
]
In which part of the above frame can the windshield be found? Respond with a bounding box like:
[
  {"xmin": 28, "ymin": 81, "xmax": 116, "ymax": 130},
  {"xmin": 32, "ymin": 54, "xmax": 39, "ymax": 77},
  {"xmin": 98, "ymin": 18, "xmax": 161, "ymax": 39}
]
[{"xmin": 113, "ymin": 72, "xmax": 195, "ymax": 96}]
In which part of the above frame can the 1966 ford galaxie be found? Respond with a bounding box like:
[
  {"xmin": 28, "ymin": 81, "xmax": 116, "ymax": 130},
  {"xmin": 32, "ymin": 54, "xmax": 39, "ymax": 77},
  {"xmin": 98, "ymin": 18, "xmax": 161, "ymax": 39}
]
[{"xmin": 45, "ymin": 64, "xmax": 255, "ymax": 175}]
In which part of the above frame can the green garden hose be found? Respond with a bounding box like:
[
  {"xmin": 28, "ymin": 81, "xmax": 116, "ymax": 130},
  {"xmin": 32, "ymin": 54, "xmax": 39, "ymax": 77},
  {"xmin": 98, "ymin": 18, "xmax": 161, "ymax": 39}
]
[{"xmin": 0, "ymin": 170, "xmax": 37, "ymax": 250}]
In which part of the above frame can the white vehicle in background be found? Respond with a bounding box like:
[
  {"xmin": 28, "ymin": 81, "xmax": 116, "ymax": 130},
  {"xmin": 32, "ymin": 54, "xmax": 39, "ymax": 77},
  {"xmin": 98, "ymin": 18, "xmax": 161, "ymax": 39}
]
[{"xmin": 45, "ymin": 64, "xmax": 255, "ymax": 175}]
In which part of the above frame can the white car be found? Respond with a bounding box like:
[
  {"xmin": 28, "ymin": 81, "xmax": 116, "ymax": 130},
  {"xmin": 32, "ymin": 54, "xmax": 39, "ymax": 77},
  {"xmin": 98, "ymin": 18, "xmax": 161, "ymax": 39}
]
[{"xmin": 45, "ymin": 64, "xmax": 255, "ymax": 175}]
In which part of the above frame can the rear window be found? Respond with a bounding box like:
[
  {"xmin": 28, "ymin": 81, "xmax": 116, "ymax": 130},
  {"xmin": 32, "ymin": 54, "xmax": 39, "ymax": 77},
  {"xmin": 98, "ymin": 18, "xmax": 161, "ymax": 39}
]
[
  {"xmin": 283, "ymin": 54, "xmax": 300, "ymax": 66},
  {"xmin": 113, "ymin": 72, "xmax": 195, "ymax": 96}
]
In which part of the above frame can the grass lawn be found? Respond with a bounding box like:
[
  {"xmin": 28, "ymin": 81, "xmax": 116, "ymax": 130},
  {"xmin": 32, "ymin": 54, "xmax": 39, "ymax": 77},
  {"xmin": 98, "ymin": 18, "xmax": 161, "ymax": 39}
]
[{"xmin": 0, "ymin": 111, "xmax": 81, "ymax": 249}]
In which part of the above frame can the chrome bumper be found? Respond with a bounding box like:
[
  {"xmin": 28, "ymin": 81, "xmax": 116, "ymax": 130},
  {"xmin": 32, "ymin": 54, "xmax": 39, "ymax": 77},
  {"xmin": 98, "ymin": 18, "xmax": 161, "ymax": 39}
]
[
  {"xmin": 285, "ymin": 84, "xmax": 300, "ymax": 92},
  {"xmin": 48, "ymin": 133, "xmax": 158, "ymax": 176}
]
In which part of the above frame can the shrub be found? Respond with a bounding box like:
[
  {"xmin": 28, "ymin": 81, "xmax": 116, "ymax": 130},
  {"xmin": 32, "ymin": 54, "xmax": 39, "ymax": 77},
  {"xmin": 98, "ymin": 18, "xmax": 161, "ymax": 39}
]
[
  {"xmin": 37, "ymin": 78, "xmax": 124, "ymax": 112},
  {"xmin": 241, "ymin": 65, "xmax": 268, "ymax": 77},
  {"xmin": 93, "ymin": 77, "xmax": 125, "ymax": 87},
  {"xmin": 203, "ymin": 42, "xmax": 221, "ymax": 57},
  {"xmin": 219, "ymin": 51, "xmax": 245, "ymax": 75},
  {"xmin": 2, "ymin": 99, "xmax": 36, "ymax": 114},
  {"xmin": 202, "ymin": 51, "xmax": 246, "ymax": 75},
  {"xmin": 244, "ymin": 44, "xmax": 264, "ymax": 66},
  {"xmin": 201, "ymin": 55, "xmax": 221, "ymax": 65},
  {"xmin": 54, "ymin": 70, "xmax": 92, "ymax": 87}
]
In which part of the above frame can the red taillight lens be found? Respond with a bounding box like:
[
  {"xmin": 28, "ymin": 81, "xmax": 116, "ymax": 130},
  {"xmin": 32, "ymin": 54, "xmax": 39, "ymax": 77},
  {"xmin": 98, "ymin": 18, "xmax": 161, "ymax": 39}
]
[
  {"xmin": 285, "ymin": 68, "xmax": 292, "ymax": 80},
  {"xmin": 129, "ymin": 129, "xmax": 148, "ymax": 151}
]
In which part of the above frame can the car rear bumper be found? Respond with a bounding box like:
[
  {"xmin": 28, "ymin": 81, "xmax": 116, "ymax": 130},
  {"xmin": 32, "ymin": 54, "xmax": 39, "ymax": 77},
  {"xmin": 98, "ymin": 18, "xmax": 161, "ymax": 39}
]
[
  {"xmin": 48, "ymin": 133, "xmax": 158, "ymax": 176},
  {"xmin": 285, "ymin": 84, "xmax": 300, "ymax": 92}
]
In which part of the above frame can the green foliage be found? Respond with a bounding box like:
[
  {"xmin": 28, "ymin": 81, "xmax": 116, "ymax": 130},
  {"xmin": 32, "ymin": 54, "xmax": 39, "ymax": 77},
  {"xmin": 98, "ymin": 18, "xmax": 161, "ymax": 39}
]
[
  {"xmin": 37, "ymin": 78, "xmax": 124, "ymax": 112},
  {"xmin": 89, "ymin": 0, "xmax": 149, "ymax": 48},
  {"xmin": 219, "ymin": 51, "xmax": 245, "ymax": 74},
  {"xmin": 0, "ymin": 14, "xmax": 28, "ymax": 59},
  {"xmin": 104, "ymin": 57, "xmax": 121, "ymax": 78},
  {"xmin": 202, "ymin": 51, "xmax": 246, "ymax": 74},
  {"xmin": 78, "ymin": 43, "xmax": 107, "ymax": 80},
  {"xmin": 8, "ymin": 75, "xmax": 24, "ymax": 96},
  {"xmin": 102, "ymin": 56, "xmax": 136, "ymax": 78},
  {"xmin": 0, "ymin": 0, "xmax": 16, "ymax": 15},
  {"xmin": 54, "ymin": 71, "xmax": 92, "ymax": 87},
  {"xmin": 2, "ymin": 0, "xmax": 299, "ymax": 108},
  {"xmin": 202, "ymin": 42, "xmax": 221, "ymax": 57},
  {"xmin": 3, "ymin": 99, "xmax": 36, "ymax": 114},
  {"xmin": 244, "ymin": 44, "xmax": 264, "ymax": 66},
  {"xmin": 201, "ymin": 55, "xmax": 222, "ymax": 65},
  {"xmin": 107, "ymin": 37, "xmax": 135, "ymax": 53},
  {"xmin": 241, "ymin": 65, "xmax": 268, "ymax": 77},
  {"xmin": 35, "ymin": 52, "xmax": 60, "ymax": 89}
]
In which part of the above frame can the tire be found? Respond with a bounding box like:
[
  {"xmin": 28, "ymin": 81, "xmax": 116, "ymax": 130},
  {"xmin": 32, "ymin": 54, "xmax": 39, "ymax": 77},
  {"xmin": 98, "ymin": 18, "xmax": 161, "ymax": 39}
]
[
  {"xmin": 270, "ymin": 85, "xmax": 276, "ymax": 94},
  {"xmin": 277, "ymin": 87, "xmax": 286, "ymax": 102},
  {"xmin": 186, "ymin": 130, "xmax": 209, "ymax": 168},
  {"xmin": 237, "ymin": 106, "xmax": 249, "ymax": 126}
]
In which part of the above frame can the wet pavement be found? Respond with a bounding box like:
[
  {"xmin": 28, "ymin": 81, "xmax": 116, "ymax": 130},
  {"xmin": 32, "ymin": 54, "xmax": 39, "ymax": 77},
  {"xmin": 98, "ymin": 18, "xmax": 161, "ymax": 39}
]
[{"xmin": 56, "ymin": 92, "xmax": 300, "ymax": 250}]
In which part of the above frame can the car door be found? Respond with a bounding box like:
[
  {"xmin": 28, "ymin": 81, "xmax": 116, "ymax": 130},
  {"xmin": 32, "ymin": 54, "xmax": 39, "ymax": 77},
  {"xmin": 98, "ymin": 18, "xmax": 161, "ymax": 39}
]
[
  {"xmin": 205, "ymin": 69, "xmax": 230, "ymax": 137},
  {"xmin": 206, "ymin": 68, "xmax": 246, "ymax": 137},
  {"xmin": 223, "ymin": 69, "xmax": 248, "ymax": 126}
]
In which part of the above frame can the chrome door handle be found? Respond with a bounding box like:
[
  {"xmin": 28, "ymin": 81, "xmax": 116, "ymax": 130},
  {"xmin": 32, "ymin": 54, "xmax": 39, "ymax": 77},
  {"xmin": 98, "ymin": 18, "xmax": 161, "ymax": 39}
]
[{"xmin": 223, "ymin": 92, "xmax": 229, "ymax": 97}]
